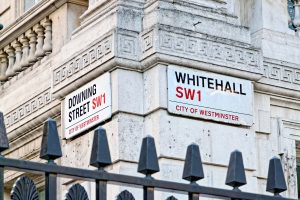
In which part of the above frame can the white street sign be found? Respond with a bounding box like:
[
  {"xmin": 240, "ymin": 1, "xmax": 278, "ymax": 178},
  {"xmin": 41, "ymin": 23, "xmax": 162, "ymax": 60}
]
[
  {"xmin": 64, "ymin": 73, "xmax": 112, "ymax": 139},
  {"xmin": 168, "ymin": 66, "xmax": 253, "ymax": 126}
]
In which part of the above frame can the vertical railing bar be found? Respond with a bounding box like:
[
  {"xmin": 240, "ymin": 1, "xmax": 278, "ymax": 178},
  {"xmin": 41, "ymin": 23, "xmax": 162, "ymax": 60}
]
[
  {"xmin": 188, "ymin": 193, "xmax": 199, "ymax": 200},
  {"xmin": 0, "ymin": 165, "xmax": 4, "ymax": 200},
  {"xmin": 183, "ymin": 144, "xmax": 203, "ymax": 200},
  {"xmin": 96, "ymin": 179, "xmax": 107, "ymax": 200},
  {"xmin": 0, "ymin": 111, "xmax": 8, "ymax": 200},
  {"xmin": 138, "ymin": 136, "xmax": 159, "ymax": 200},
  {"xmin": 144, "ymin": 186, "xmax": 154, "ymax": 200},
  {"xmin": 40, "ymin": 118, "xmax": 62, "ymax": 200},
  {"xmin": 45, "ymin": 172, "xmax": 57, "ymax": 200},
  {"xmin": 89, "ymin": 127, "xmax": 111, "ymax": 200}
]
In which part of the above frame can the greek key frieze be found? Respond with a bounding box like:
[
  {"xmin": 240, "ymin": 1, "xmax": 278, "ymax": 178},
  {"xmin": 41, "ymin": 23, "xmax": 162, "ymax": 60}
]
[
  {"xmin": 142, "ymin": 32, "xmax": 153, "ymax": 52},
  {"xmin": 155, "ymin": 31, "xmax": 261, "ymax": 72},
  {"xmin": 4, "ymin": 90, "xmax": 53, "ymax": 128},
  {"xmin": 263, "ymin": 62, "xmax": 300, "ymax": 85},
  {"xmin": 53, "ymin": 35, "xmax": 113, "ymax": 86},
  {"xmin": 118, "ymin": 34, "xmax": 139, "ymax": 60}
]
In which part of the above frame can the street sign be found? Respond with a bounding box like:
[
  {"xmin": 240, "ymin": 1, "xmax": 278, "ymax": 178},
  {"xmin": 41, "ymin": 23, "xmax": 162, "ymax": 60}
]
[
  {"xmin": 64, "ymin": 73, "xmax": 112, "ymax": 139},
  {"xmin": 168, "ymin": 66, "xmax": 253, "ymax": 126}
]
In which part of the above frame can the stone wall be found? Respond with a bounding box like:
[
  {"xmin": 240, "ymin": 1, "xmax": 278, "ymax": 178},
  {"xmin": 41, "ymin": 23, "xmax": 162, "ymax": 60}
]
[{"xmin": 0, "ymin": 0, "xmax": 299, "ymax": 199}]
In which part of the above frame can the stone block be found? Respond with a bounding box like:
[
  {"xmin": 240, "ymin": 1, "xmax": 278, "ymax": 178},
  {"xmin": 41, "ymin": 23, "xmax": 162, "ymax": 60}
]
[
  {"xmin": 254, "ymin": 93, "xmax": 271, "ymax": 134},
  {"xmin": 61, "ymin": 112, "xmax": 143, "ymax": 168},
  {"xmin": 145, "ymin": 110, "xmax": 256, "ymax": 170},
  {"xmin": 111, "ymin": 69, "xmax": 143, "ymax": 115},
  {"xmin": 143, "ymin": 64, "xmax": 168, "ymax": 114},
  {"xmin": 255, "ymin": 133, "xmax": 277, "ymax": 178}
]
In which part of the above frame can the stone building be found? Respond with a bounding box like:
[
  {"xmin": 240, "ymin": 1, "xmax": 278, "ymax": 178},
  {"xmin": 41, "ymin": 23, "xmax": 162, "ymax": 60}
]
[{"xmin": 0, "ymin": 0, "xmax": 300, "ymax": 199}]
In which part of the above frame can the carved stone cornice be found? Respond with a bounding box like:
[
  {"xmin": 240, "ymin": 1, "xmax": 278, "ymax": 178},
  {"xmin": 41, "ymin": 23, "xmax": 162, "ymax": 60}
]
[
  {"xmin": 4, "ymin": 88, "xmax": 61, "ymax": 139},
  {"xmin": 254, "ymin": 58, "xmax": 300, "ymax": 99},
  {"xmin": 52, "ymin": 26, "xmax": 263, "ymax": 98},
  {"xmin": 141, "ymin": 26, "xmax": 262, "ymax": 75},
  {"xmin": 52, "ymin": 33, "xmax": 114, "ymax": 94},
  {"xmin": 261, "ymin": 58, "xmax": 300, "ymax": 90}
]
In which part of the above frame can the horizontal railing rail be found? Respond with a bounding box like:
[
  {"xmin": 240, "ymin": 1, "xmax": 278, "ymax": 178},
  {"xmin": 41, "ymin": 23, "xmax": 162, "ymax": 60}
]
[{"xmin": 0, "ymin": 157, "xmax": 295, "ymax": 200}]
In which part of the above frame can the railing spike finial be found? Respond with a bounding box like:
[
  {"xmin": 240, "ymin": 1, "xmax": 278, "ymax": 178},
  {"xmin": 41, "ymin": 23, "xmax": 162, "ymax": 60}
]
[
  {"xmin": 225, "ymin": 150, "xmax": 247, "ymax": 190},
  {"xmin": 89, "ymin": 127, "xmax": 112, "ymax": 170},
  {"xmin": 40, "ymin": 118, "xmax": 62, "ymax": 163},
  {"xmin": 137, "ymin": 136, "xmax": 159, "ymax": 177},
  {"xmin": 0, "ymin": 111, "xmax": 9, "ymax": 155},
  {"xmin": 182, "ymin": 143, "xmax": 204, "ymax": 183},
  {"xmin": 266, "ymin": 157, "xmax": 287, "ymax": 196}
]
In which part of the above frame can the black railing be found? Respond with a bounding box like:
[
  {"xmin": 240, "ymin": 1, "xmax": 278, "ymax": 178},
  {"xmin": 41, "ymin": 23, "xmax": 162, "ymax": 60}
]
[{"xmin": 0, "ymin": 112, "xmax": 295, "ymax": 200}]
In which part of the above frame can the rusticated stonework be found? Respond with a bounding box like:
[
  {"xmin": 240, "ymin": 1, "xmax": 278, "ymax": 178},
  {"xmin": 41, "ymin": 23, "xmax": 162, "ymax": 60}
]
[{"xmin": 4, "ymin": 89, "xmax": 52, "ymax": 128}]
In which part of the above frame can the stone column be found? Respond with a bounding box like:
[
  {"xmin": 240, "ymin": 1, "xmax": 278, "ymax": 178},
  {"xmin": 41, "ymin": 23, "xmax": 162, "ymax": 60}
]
[
  {"xmin": 20, "ymin": 34, "xmax": 30, "ymax": 69},
  {"xmin": 12, "ymin": 40, "xmax": 23, "ymax": 72},
  {"xmin": 34, "ymin": 23, "xmax": 45, "ymax": 60},
  {"xmin": 27, "ymin": 29, "xmax": 38, "ymax": 64},
  {"xmin": 43, "ymin": 17, "xmax": 52, "ymax": 55},
  {"xmin": 0, "ymin": 51, "xmax": 8, "ymax": 82},
  {"xmin": 4, "ymin": 45, "xmax": 15, "ymax": 78}
]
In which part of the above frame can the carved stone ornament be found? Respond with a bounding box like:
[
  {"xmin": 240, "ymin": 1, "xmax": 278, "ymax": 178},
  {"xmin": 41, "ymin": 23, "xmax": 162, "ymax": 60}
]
[
  {"xmin": 65, "ymin": 184, "xmax": 89, "ymax": 200},
  {"xmin": 10, "ymin": 176, "xmax": 39, "ymax": 200},
  {"xmin": 116, "ymin": 190, "xmax": 135, "ymax": 200}
]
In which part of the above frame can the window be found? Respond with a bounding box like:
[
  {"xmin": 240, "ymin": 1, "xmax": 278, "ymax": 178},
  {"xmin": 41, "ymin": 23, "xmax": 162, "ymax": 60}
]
[{"xmin": 24, "ymin": 0, "xmax": 42, "ymax": 12}]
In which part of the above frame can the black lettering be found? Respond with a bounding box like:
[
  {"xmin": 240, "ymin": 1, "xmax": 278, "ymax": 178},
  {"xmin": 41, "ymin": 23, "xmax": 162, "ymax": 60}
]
[
  {"xmin": 187, "ymin": 74, "xmax": 196, "ymax": 85},
  {"xmin": 76, "ymin": 107, "xmax": 80, "ymax": 119},
  {"xmin": 224, "ymin": 81, "xmax": 232, "ymax": 93},
  {"xmin": 207, "ymin": 78, "xmax": 214, "ymax": 89},
  {"xmin": 86, "ymin": 101, "xmax": 90, "ymax": 112},
  {"xmin": 215, "ymin": 79, "xmax": 223, "ymax": 91},
  {"xmin": 69, "ymin": 112, "xmax": 72, "ymax": 122},
  {"xmin": 196, "ymin": 76, "xmax": 199, "ymax": 86},
  {"xmin": 68, "ymin": 85, "xmax": 98, "ymax": 110},
  {"xmin": 69, "ymin": 98, "xmax": 72, "ymax": 109},
  {"xmin": 232, "ymin": 83, "xmax": 240, "ymax": 94},
  {"xmin": 199, "ymin": 76, "xmax": 207, "ymax": 87},
  {"xmin": 240, "ymin": 84, "xmax": 246, "ymax": 95},
  {"xmin": 93, "ymin": 84, "xmax": 97, "ymax": 95},
  {"xmin": 175, "ymin": 71, "xmax": 186, "ymax": 84},
  {"xmin": 81, "ymin": 90, "xmax": 86, "ymax": 101}
]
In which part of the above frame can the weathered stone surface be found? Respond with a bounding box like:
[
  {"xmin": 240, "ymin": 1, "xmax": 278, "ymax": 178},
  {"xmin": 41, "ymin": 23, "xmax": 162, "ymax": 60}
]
[
  {"xmin": 144, "ymin": 110, "xmax": 256, "ymax": 170},
  {"xmin": 111, "ymin": 69, "xmax": 143, "ymax": 115},
  {"xmin": 1, "ymin": 0, "xmax": 300, "ymax": 199}
]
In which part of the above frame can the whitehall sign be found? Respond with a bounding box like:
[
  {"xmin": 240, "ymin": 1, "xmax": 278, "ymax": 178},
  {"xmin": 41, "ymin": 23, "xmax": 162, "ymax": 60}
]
[
  {"xmin": 168, "ymin": 66, "xmax": 253, "ymax": 126},
  {"xmin": 64, "ymin": 73, "xmax": 112, "ymax": 139}
]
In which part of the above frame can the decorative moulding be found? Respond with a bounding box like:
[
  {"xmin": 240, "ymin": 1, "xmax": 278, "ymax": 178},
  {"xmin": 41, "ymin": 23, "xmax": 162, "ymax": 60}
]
[{"xmin": 259, "ymin": 58, "xmax": 300, "ymax": 92}]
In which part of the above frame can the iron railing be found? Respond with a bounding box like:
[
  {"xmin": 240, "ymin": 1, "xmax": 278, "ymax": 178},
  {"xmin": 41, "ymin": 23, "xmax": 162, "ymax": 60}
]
[{"xmin": 0, "ymin": 112, "xmax": 296, "ymax": 200}]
